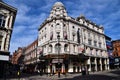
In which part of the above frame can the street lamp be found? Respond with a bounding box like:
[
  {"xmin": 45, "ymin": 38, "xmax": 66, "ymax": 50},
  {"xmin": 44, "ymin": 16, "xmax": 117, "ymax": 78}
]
[{"xmin": 57, "ymin": 32, "xmax": 60, "ymax": 78}]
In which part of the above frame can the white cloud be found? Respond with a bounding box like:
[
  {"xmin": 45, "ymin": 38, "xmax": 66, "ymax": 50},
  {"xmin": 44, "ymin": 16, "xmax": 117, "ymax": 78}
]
[{"xmin": 4, "ymin": 0, "xmax": 120, "ymax": 54}]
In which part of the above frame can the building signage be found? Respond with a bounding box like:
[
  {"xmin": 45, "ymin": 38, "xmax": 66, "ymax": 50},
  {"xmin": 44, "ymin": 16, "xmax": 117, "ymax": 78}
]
[
  {"xmin": 52, "ymin": 59, "xmax": 63, "ymax": 63},
  {"xmin": 0, "ymin": 55, "xmax": 9, "ymax": 61}
]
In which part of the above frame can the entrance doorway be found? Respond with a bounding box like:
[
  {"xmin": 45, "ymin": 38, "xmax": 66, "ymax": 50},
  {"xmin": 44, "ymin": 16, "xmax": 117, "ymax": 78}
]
[{"xmin": 55, "ymin": 63, "xmax": 62, "ymax": 73}]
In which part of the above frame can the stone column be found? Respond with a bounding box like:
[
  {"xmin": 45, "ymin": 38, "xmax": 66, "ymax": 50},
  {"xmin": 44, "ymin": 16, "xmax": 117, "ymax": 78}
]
[
  {"xmin": 5, "ymin": 33, "xmax": 10, "ymax": 51},
  {"xmin": 52, "ymin": 44, "xmax": 55, "ymax": 53},
  {"xmin": 107, "ymin": 58, "xmax": 110, "ymax": 70},
  {"xmin": 9, "ymin": 13, "xmax": 13, "ymax": 28},
  {"xmin": 95, "ymin": 58, "xmax": 97, "ymax": 71},
  {"xmin": 52, "ymin": 64, "xmax": 56, "ymax": 73},
  {"xmin": 61, "ymin": 64, "xmax": 65, "ymax": 73},
  {"xmin": 61, "ymin": 43, "xmax": 64, "ymax": 53},
  {"xmin": 100, "ymin": 58, "xmax": 102, "ymax": 71},
  {"xmin": 88, "ymin": 57, "xmax": 91, "ymax": 71},
  {"xmin": 48, "ymin": 65, "xmax": 51, "ymax": 73},
  {"xmin": 68, "ymin": 63, "xmax": 73, "ymax": 73},
  {"xmin": 1, "ymin": 34, "xmax": 6, "ymax": 51}
]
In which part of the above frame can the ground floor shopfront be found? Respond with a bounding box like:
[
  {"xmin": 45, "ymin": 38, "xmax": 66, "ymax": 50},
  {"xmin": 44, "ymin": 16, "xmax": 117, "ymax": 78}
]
[
  {"xmin": 0, "ymin": 51, "xmax": 10, "ymax": 78},
  {"xmin": 36, "ymin": 54, "xmax": 109, "ymax": 74}
]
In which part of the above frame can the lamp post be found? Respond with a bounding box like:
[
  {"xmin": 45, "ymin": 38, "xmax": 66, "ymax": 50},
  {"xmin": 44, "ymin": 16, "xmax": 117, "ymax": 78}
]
[{"xmin": 57, "ymin": 32, "xmax": 60, "ymax": 78}]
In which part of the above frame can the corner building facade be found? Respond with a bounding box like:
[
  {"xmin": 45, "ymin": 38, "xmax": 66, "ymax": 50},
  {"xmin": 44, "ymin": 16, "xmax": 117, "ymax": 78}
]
[
  {"xmin": 38, "ymin": 2, "xmax": 109, "ymax": 74},
  {"xmin": 0, "ymin": 0, "xmax": 17, "ymax": 78}
]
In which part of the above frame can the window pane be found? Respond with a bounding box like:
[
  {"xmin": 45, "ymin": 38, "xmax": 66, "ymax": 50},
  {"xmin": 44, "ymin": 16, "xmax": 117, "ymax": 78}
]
[
  {"xmin": 0, "ymin": 19, "xmax": 2, "ymax": 26},
  {"xmin": 2, "ymin": 20, "xmax": 5, "ymax": 27}
]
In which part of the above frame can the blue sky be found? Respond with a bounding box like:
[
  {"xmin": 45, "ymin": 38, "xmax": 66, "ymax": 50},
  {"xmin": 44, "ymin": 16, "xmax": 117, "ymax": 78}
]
[{"xmin": 3, "ymin": 0, "xmax": 120, "ymax": 54}]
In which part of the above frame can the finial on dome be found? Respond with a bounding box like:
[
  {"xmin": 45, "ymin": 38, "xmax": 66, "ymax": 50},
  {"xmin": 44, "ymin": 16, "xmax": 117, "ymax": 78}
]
[
  {"xmin": 80, "ymin": 14, "xmax": 85, "ymax": 18},
  {"xmin": 53, "ymin": 2, "xmax": 64, "ymax": 7}
]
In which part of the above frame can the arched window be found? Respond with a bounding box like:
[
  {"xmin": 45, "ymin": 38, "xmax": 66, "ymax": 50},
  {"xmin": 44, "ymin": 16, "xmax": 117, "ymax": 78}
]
[
  {"xmin": 49, "ymin": 45, "xmax": 52, "ymax": 52},
  {"xmin": 55, "ymin": 43, "xmax": 61, "ymax": 53},
  {"xmin": 64, "ymin": 44, "xmax": 68, "ymax": 52}
]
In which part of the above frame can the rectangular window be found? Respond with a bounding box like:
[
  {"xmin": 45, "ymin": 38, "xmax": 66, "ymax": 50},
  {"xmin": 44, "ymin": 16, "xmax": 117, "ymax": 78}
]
[
  {"xmin": 73, "ymin": 45, "xmax": 75, "ymax": 52},
  {"xmin": 0, "ymin": 14, "xmax": 6, "ymax": 27},
  {"xmin": 99, "ymin": 43, "xmax": 101, "ymax": 48},
  {"xmin": 94, "ymin": 41, "xmax": 97, "ymax": 46},
  {"xmin": 88, "ymin": 32, "xmax": 90, "ymax": 37},
  {"xmin": 88, "ymin": 40, "xmax": 92, "ymax": 45},
  {"xmin": 73, "ymin": 35, "xmax": 75, "ymax": 41}
]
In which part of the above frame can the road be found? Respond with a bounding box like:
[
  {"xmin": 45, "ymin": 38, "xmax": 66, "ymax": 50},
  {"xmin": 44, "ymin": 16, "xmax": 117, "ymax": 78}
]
[{"xmin": 2, "ymin": 69, "xmax": 120, "ymax": 80}]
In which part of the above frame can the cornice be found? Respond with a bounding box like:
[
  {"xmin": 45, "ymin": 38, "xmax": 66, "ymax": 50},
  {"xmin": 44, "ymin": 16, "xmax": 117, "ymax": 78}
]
[
  {"xmin": 38, "ymin": 16, "xmax": 105, "ymax": 36},
  {"xmin": 0, "ymin": 1, "xmax": 17, "ymax": 14}
]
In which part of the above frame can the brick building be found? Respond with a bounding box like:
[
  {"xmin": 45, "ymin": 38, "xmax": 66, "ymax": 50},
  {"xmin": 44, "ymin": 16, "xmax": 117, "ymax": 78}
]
[
  {"xmin": 11, "ymin": 47, "xmax": 23, "ymax": 64},
  {"xmin": 112, "ymin": 40, "xmax": 120, "ymax": 57},
  {"xmin": 23, "ymin": 39, "xmax": 38, "ymax": 73},
  {"xmin": 112, "ymin": 40, "xmax": 120, "ymax": 68}
]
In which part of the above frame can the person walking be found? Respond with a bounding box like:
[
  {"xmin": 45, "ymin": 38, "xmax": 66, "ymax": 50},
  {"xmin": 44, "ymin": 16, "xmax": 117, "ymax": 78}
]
[{"xmin": 17, "ymin": 71, "xmax": 20, "ymax": 80}]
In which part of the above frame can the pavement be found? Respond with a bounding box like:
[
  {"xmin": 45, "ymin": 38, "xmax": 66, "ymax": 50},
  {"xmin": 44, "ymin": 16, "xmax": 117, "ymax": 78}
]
[{"xmin": 1, "ymin": 69, "xmax": 120, "ymax": 80}]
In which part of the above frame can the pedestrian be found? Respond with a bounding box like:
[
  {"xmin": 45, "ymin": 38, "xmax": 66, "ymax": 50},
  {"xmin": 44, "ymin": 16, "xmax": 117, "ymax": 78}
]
[
  {"xmin": 52, "ymin": 69, "xmax": 54, "ymax": 76},
  {"xmin": 82, "ymin": 67, "xmax": 86, "ymax": 75},
  {"xmin": 17, "ymin": 71, "xmax": 20, "ymax": 80}
]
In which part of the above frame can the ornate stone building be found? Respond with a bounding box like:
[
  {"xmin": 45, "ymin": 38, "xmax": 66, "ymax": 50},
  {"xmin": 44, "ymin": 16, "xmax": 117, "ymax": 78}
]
[
  {"xmin": 38, "ymin": 2, "xmax": 109, "ymax": 74},
  {"xmin": 0, "ymin": 0, "xmax": 17, "ymax": 78}
]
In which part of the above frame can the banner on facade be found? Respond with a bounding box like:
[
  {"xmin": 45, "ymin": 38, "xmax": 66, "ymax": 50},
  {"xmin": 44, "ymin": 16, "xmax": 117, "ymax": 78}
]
[
  {"xmin": 78, "ymin": 45, "xmax": 84, "ymax": 53},
  {"xmin": 37, "ymin": 47, "xmax": 43, "ymax": 54}
]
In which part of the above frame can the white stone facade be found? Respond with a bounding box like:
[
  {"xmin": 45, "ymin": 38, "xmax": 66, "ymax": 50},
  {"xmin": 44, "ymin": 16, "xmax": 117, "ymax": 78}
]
[
  {"xmin": 38, "ymin": 2, "xmax": 109, "ymax": 73},
  {"xmin": 0, "ymin": 1, "xmax": 17, "ymax": 52}
]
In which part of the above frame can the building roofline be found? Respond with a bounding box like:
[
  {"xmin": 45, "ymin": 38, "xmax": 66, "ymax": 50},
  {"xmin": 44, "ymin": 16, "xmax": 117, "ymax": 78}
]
[
  {"xmin": 25, "ymin": 38, "xmax": 38, "ymax": 50},
  {"xmin": 0, "ymin": 1, "xmax": 17, "ymax": 14},
  {"xmin": 38, "ymin": 17, "xmax": 105, "ymax": 36},
  {"xmin": 112, "ymin": 39, "xmax": 120, "ymax": 42},
  {"xmin": 105, "ymin": 35, "xmax": 111, "ymax": 40}
]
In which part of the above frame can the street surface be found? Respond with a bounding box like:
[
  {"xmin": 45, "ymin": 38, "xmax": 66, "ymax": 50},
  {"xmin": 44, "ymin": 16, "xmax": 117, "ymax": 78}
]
[{"xmin": 2, "ymin": 69, "xmax": 120, "ymax": 80}]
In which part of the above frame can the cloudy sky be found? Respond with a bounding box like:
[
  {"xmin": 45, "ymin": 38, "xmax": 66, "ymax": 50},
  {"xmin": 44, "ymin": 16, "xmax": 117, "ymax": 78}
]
[{"xmin": 3, "ymin": 0, "xmax": 120, "ymax": 54}]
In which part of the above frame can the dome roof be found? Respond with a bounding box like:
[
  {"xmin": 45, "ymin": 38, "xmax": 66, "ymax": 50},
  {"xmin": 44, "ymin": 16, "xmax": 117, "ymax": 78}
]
[{"xmin": 53, "ymin": 2, "xmax": 64, "ymax": 7}]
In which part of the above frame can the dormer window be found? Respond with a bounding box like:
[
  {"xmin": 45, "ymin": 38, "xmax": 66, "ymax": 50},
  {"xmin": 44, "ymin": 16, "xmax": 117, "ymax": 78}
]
[{"xmin": 0, "ymin": 14, "xmax": 6, "ymax": 27}]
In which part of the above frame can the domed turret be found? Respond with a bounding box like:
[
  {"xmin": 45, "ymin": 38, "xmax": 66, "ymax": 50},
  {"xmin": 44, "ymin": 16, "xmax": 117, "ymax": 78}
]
[
  {"xmin": 53, "ymin": 2, "xmax": 64, "ymax": 8},
  {"xmin": 48, "ymin": 2, "xmax": 68, "ymax": 19}
]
